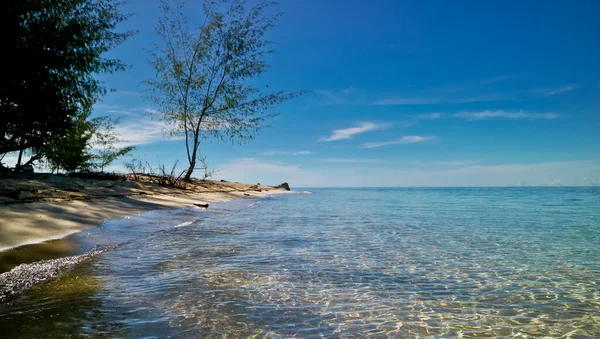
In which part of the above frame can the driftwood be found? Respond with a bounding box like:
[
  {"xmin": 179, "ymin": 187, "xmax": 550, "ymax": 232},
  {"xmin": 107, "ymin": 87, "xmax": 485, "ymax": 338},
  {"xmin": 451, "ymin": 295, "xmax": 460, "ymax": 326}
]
[{"xmin": 194, "ymin": 203, "xmax": 209, "ymax": 208}]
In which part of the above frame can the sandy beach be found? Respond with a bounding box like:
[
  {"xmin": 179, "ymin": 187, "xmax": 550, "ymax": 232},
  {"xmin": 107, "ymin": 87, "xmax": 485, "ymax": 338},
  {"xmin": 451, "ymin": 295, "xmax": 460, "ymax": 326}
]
[{"xmin": 0, "ymin": 173, "xmax": 290, "ymax": 253}]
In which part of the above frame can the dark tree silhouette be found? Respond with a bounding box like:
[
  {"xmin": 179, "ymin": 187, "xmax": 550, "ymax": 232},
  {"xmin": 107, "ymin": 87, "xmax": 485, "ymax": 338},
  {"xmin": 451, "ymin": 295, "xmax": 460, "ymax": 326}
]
[{"xmin": 0, "ymin": 0, "xmax": 134, "ymax": 167}]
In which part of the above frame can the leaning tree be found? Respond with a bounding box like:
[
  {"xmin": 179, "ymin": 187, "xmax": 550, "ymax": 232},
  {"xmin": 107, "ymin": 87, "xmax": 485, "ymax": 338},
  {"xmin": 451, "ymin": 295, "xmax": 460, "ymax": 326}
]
[{"xmin": 145, "ymin": 0, "xmax": 301, "ymax": 181}]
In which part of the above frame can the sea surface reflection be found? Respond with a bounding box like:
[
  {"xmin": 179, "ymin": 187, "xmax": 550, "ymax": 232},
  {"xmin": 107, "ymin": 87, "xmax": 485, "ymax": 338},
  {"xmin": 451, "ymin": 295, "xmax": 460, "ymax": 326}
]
[{"xmin": 1, "ymin": 188, "xmax": 599, "ymax": 338}]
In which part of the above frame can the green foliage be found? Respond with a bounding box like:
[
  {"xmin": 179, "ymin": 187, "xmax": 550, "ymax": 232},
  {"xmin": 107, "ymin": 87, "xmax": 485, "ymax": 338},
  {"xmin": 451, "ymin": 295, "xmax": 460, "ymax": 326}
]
[
  {"xmin": 0, "ymin": 0, "xmax": 134, "ymax": 158},
  {"xmin": 145, "ymin": 0, "xmax": 302, "ymax": 180},
  {"xmin": 44, "ymin": 110, "xmax": 134, "ymax": 173},
  {"xmin": 90, "ymin": 118, "xmax": 135, "ymax": 172},
  {"xmin": 197, "ymin": 155, "xmax": 218, "ymax": 180},
  {"xmin": 44, "ymin": 110, "xmax": 97, "ymax": 173}
]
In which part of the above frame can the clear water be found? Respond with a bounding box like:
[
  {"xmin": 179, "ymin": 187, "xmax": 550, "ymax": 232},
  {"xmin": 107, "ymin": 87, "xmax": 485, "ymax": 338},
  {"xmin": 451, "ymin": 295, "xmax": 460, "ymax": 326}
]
[{"xmin": 0, "ymin": 188, "xmax": 599, "ymax": 338}]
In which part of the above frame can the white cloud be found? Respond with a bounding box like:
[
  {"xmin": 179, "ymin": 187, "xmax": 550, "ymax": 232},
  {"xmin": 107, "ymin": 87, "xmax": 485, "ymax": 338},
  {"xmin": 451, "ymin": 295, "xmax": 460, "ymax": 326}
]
[
  {"xmin": 218, "ymin": 158, "xmax": 300, "ymax": 173},
  {"xmin": 415, "ymin": 113, "xmax": 443, "ymax": 120},
  {"xmin": 405, "ymin": 160, "xmax": 480, "ymax": 166},
  {"xmin": 115, "ymin": 90, "xmax": 142, "ymax": 97},
  {"xmin": 371, "ymin": 75, "xmax": 577, "ymax": 106},
  {"xmin": 372, "ymin": 93, "xmax": 516, "ymax": 105},
  {"xmin": 143, "ymin": 108, "xmax": 159, "ymax": 115},
  {"xmin": 315, "ymin": 87, "xmax": 367, "ymax": 105},
  {"xmin": 216, "ymin": 158, "xmax": 306, "ymax": 185},
  {"xmin": 439, "ymin": 161, "xmax": 598, "ymax": 177},
  {"xmin": 263, "ymin": 150, "xmax": 313, "ymax": 156},
  {"xmin": 319, "ymin": 158, "xmax": 476, "ymax": 165},
  {"xmin": 362, "ymin": 136, "xmax": 437, "ymax": 149},
  {"xmin": 112, "ymin": 119, "xmax": 177, "ymax": 147},
  {"xmin": 454, "ymin": 110, "xmax": 559, "ymax": 120},
  {"xmin": 321, "ymin": 158, "xmax": 388, "ymax": 164},
  {"xmin": 323, "ymin": 122, "xmax": 387, "ymax": 142},
  {"xmin": 94, "ymin": 105, "xmax": 153, "ymax": 117},
  {"xmin": 542, "ymin": 85, "xmax": 577, "ymax": 96},
  {"xmin": 94, "ymin": 103, "xmax": 122, "ymax": 110},
  {"xmin": 289, "ymin": 160, "xmax": 600, "ymax": 187}
]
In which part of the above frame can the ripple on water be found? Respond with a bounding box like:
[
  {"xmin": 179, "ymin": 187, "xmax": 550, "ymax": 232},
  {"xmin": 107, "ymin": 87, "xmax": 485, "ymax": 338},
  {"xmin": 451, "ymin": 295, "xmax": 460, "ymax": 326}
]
[{"xmin": 1, "ymin": 189, "xmax": 600, "ymax": 338}]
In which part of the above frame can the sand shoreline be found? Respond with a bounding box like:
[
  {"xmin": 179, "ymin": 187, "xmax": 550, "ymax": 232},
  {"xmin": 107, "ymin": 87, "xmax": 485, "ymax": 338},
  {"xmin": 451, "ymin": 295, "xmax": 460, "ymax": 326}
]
[{"xmin": 0, "ymin": 174, "xmax": 290, "ymax": 253}]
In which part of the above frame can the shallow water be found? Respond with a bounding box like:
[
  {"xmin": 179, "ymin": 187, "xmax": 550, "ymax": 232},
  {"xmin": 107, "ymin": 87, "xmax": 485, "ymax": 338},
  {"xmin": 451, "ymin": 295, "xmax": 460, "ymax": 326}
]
[{"xmin": 1, "ymin": 188, "xmax": 599, "ymax": 338}]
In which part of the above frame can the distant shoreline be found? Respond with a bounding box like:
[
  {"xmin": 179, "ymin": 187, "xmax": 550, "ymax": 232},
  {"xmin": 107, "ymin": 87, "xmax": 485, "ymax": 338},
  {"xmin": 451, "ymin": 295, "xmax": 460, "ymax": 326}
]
[{"xmin": 0, "ymin": 173, "xmax": 290, "ymax": 253}]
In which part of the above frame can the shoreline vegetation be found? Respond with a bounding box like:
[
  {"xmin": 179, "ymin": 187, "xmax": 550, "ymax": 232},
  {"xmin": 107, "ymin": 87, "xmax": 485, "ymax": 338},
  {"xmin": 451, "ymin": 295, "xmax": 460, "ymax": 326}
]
[
  {"xmin": 1, "ymin": 0, "xmax": 300, "ymax": 305},
  {"xmin": 0, "ymin": 172, "xmax": 291, "ymax": 254}
]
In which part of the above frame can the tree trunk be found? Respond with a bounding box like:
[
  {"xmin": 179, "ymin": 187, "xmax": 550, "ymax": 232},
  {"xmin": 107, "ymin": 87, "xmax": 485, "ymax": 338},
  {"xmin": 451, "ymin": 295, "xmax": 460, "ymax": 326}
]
[
  {"xmin": 184, "ymin": 158, "xmax": 195, "ymax": 182},
  {"xmin": 16, "ymin": 135, "xmax": 25, "ymax": 167},
  {"xmin": 184, "ymin": 140, "xmax": 199, "ymax": 181},
  {"xmin": 16, "ymin": 148, "xmax": 23, "ymax": 167}
]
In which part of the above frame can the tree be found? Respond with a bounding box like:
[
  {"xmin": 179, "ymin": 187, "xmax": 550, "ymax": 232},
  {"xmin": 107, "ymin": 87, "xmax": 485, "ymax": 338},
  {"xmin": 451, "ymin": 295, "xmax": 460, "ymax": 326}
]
[
  {"xmin": 90, "ymin": 117, "xmax": 135, "ymax": 172},
  {"xmin": 43, "ymin": 108, "xmax": 134, "ymax": 173},
  {"xmin": 44, "ymin": 109, "xmax": 97, "ymax": 173},
  {"xmin": 145, "ymin": 0, "xmax": 301, "ymax": 181},
  {"xmin": 0, "ymin": 0, "xmax": 134, "ymax": 165}
]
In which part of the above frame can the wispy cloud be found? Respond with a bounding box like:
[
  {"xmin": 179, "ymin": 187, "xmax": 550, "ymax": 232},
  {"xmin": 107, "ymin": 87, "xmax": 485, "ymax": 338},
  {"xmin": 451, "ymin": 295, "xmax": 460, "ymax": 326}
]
[
  {"xmin": 405, "ymin": 160, "xmax": 480, "ymax": 166},
  {"xmin": 454, "ymin": 110, "xmax": 559, "ymax": 120},
  {"xmin": 415, "ymin": 113, "xmax": 443, "ymax": 120},
  {"xmin": 113, "ymin": 119, "xmax": 176, "ymax": 147},
  {"xmin": 315, "ymin": 88, "xmax": 361, "ymax": 105},
  {"xmin": 318, "ymin": 76, "xmax": 577, "ymax": 107},
  {"xmin": 115, "ymin": 90, "xmax": 142, "ymax": 97},
  {"xmin": 400, "ymin": 112, "xmax": 444, "ymax": 127},
  {"xmin": 94, "ymin": 105, "xmax": 156, "ymax": 117},
  {"xmin": 296, "ymin": 161, "xmax": 600, "ymax": 187},
  {"xmin": 371, "ymin": 74, "xmax": 578, "ymax": 106},
  {"xmin": 362, "ymin": 136, "xmax": 437, "ymax": 148},
  {"xmin": 143, "ymin": 108, "xmax": 159, "ymax": 114},
  {"xmin": 372, "ymin": 92, "xmax": 519, "ymax": 106},
  {"xmin": 216, "ymin": 158, "xmax": 304, "ymax": 184},
  {"xmin": 319, "ymin": 158, "xmax": 477, "ymax": 165},
  {"xmin": 320, "ymin": 158, "xmax": 389, "ymax": 164},
  {"xmin": 541, "ymin": 85, "xmax": 577, "ymax": 96},
  {"xmin": 371, "ymin": 75, "xmax": 523, "ymax": 105},
  {"xmin": 263, "ymin": 150, "xmax": 313, "ymax": 156},
  {"xmin": 218, "ymin": 158, "xmax": 301, "ymax": 174},
  {"xmin": 323, "ymin": 122, "xmax": 387, "ymax": 142}
]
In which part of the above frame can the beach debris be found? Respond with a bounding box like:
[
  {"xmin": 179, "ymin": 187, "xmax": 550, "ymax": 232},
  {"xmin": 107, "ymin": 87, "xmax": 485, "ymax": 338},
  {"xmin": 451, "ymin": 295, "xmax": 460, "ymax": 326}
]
[
  {"xmin": 0, "ymin": 245, "xmax": 111, "ymax": 303},
  {"xmin": 243, "ymin": 193, "xmax": 251, "ymax": 196},
  {"xmin": 274, "ymin": 182, "xmax": 291, "ymax": 191},
  {"xmin": 194, "ymin": 203, "xmax": 209, "ymax": 208}
]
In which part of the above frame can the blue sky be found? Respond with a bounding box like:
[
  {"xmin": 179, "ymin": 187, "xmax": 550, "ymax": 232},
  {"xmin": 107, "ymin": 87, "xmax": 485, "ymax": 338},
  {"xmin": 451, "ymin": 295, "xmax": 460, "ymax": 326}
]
[{"xmin": 87, "ymin": 0, "xmax": 600, "ymax": 187}]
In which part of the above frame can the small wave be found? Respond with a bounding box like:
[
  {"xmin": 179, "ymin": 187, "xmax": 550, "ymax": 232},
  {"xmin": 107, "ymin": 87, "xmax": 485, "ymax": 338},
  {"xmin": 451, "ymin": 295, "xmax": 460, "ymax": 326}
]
[
  {"xmin": 174, "ymin": 220, "xmax": 195, "ymax": 228},
  {"xmin": 246, "ymin": 201, "xmax": 261, "ymax": 208},
  {"xmin": 303, "ymin": 191, "xmax": 313, "ymax": 194},
  {"xmin": 0, "ymin": 245, "xmax": 113, "ymax": 302}
]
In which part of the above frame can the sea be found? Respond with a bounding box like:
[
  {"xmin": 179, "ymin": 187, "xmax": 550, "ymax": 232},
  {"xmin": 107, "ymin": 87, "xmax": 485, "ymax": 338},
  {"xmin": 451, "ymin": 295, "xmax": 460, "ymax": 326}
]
[{"xmin": 0, "ymin": 187, "xmax": 599, "ymax": 338}]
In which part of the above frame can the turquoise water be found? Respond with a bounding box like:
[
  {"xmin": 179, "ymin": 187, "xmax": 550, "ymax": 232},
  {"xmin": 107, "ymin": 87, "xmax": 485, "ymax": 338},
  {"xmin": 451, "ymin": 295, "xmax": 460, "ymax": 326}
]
[{"xmin": 1, "ymin": 187, "xmax": 599, "ymax": 338}]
